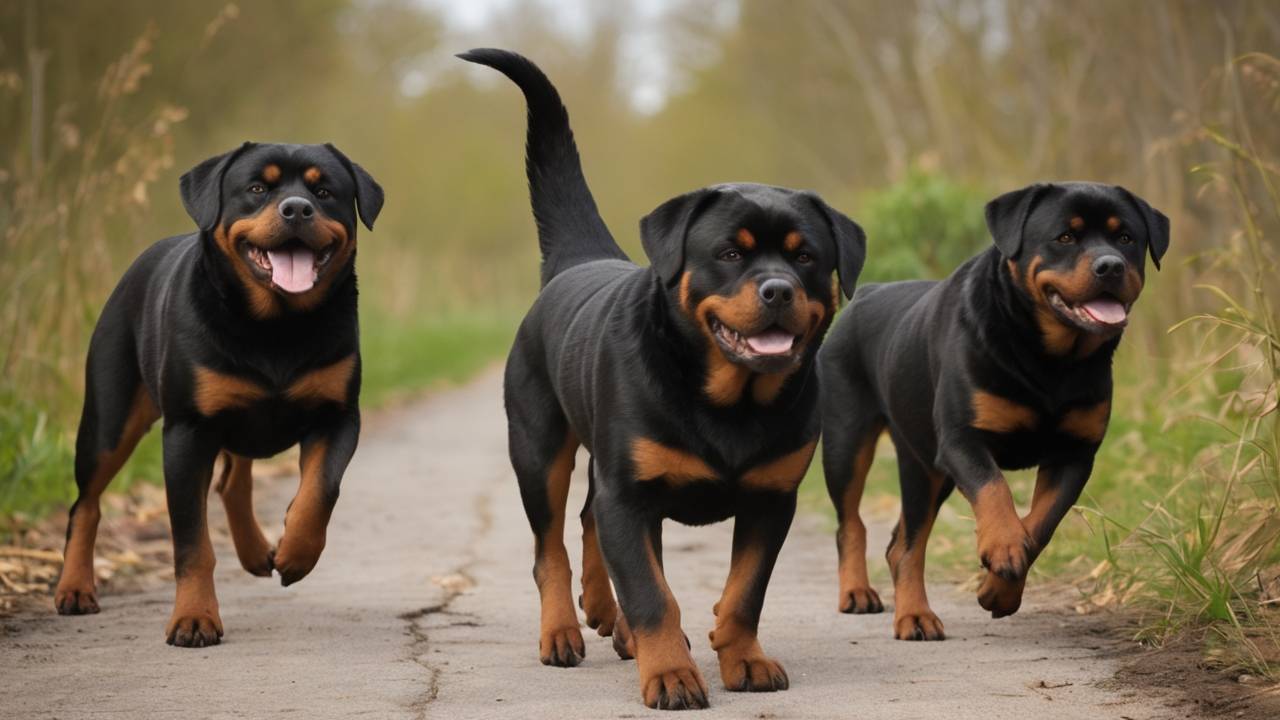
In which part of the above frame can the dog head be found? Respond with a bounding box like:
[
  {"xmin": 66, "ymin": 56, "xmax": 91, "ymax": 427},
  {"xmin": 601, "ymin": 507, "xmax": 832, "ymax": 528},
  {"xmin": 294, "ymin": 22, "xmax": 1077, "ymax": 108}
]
[
  {"xmin": 180, "ymin": 142, "xmax": 383, "ymax": 319},
  {"xmin": 642, "ymin": 183, "xmax": 865, "ymax": 403},
  {"xmin": 986, "ymin": 182, "xmax": 1168, "ymax": 355}
]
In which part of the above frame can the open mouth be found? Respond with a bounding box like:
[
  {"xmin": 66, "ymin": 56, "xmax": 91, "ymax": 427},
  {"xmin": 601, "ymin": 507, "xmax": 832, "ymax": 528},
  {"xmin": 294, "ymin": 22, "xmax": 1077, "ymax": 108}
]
[
  {"xmin": 709, "ymin": 315, "xmax": 802, "ymax": 370},
  {"xmin": 1047, "ymin": 290, "xmax": 1130, "ymax": 332},
  {"xmin": 242, "ymin": 239, "xmax": 335, "ymax": 295}
]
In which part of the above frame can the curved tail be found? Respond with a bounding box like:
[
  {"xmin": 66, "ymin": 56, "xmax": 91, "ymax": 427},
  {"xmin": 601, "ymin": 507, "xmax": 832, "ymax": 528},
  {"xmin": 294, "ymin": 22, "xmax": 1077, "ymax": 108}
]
[{"xmin": 458, "ymin": 48, "xmax": 628, "ymax": 287}]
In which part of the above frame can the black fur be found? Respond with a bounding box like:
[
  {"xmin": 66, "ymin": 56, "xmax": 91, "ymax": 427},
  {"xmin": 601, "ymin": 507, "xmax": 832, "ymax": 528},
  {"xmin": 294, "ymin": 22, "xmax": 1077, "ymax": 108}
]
[
  {"xmin": 462, "ymin": 48, "xmax": 865, "ymax": 709},
  {"xmin": 56, "ymin": 142, "xmax": 382, "ymax": 648},
  {"xmin": 821, "ymin": 181, "xmax": 1168, "ymax": 640}
]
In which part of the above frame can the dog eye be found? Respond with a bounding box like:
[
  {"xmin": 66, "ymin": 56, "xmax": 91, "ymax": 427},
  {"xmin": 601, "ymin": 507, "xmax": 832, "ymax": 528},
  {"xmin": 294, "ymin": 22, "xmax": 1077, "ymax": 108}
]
[
  {"xmin": 718, "ymin": 249, "xmax": 743, "ymax": 262},
  {"xmin": 315, "ymin": 187, "xmax": 331, "ymax": 199},
  {"xmin": 796, "ymin": 252, "xmax": 813, "ymax": 265},
  {"xmin": 1118, "ymin": 233, "xmax": 1132, "ymax": 244},
  {"xmin": 248, "ymin": 183, "xmax": 266, "ymax": 194},
  {"xmin": 1056, "ymin": 233, "xmax": 1075, "ymax": 244}
]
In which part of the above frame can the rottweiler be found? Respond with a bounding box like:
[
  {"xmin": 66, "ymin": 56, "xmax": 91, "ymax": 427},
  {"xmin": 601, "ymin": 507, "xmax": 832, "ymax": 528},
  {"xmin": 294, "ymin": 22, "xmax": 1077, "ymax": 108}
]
[
  {"xmin": 819, "ymin": 182, "xmax": 1168, "ymax": 640},
  {"xmin": 53, "ymin": 142, "xmax": 383, "ymax": 647},
  {"xmin": 459, "ymin": 49, "xmax": 865, "ymax": 709}
]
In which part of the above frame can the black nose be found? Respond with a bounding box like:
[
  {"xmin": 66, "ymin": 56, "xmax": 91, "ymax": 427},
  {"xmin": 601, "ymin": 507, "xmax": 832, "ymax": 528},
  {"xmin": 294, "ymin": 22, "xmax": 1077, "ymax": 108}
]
[
  {"xmin": 1092, "ymin": 255, "xmax": 1125, "ymax": 279},
  {"xmin": 758, "ymin": 278, "xmax": 795, "ymax": 308},
  {"xmin": 278, "ymin": 196, "xmax": 315, "ymax": 223}
]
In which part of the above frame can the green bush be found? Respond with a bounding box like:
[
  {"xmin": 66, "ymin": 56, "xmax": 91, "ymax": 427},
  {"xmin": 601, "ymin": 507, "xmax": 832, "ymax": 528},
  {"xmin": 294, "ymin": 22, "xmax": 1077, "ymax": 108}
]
[{"xmin": 858, "ymin": 170, "xmax": 990, "ymax": 283}]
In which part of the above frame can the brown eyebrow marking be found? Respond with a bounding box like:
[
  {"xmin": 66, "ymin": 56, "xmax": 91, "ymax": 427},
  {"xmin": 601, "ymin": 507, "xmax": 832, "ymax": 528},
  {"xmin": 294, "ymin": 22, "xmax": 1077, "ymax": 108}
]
[
  {"xmin": 784, "ymin": 231, "xmax": 803, "ymax": 252},
  {"xmin": 304, "ymin": 167, "xmax": 322, "ymax": 184},
  {"xmin": 735, "ymin": 229, "xmax": 756, "ymax": 250},
  {"xmin": 1106, "ymin": 216, "xmax": 1121, "ymax": 232},
  {"xmin": 1069, "ymin": 216, "xmax": 1085, "ymax": 231},
  {"xmin": 262, "ymin": 164, "xmax": 281, "ymax": 183}
]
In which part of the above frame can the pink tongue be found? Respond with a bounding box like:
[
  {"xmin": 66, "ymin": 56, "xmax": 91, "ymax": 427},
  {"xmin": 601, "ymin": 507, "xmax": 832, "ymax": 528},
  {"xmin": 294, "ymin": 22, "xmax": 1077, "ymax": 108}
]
[
  {"xmin": 267, "ymin": 247, "xmax": 316, "ymax": 294},
  {"xmin": 746, "ymin": 329, "xmax": 796, "ymax": 355},
  {"xmin": 1082, "ymin": 298, "xmax": 1127, "ymax": 325}
]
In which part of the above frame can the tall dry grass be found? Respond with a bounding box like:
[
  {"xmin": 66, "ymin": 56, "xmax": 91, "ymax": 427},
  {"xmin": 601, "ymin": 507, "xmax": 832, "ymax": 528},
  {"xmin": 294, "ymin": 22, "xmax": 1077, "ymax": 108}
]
[
  {"xmin": 0, "ymin": 24, "xmax": 187, "ymax": 515},
  {"xmin": 1079, "ymin": 52, "xmax": 1280, "ymax": 677}
]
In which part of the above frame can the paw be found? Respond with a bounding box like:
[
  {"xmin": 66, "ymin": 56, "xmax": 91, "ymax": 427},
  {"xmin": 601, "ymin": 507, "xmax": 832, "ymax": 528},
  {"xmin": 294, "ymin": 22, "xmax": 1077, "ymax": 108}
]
[
  {"xmin": 272, "ymin": 533, "xmax": 324, "ymax": 586},
  {"xmin": 612, "ymin": 616, "xmax": 637, "ymax": 660},
  {"xmin": 893, "ymin": 611, "xmax": 945, "ymax": 641},
  {"xmin": 539, "ymin": 625, "xmax": 585, "ymax": 667},
  {"xmin": 977, "ymin": 526, "xmax": 1033, "ymax": 581},
  {"xmin": 579, "ymin": 594, "xmax": 617, "ymax": 637},
  {"xmin": 166, "ymin": 609, "xmax": 224, "ymax": 648},
  {"xmin": 838, "ymin": 586, "xmax": 884, "ymax": 614},
  {"xmin": 234, "ymin": 536, "xmax": 275, "ymax": 578},
  {"xmin": 54, "ymin": 583, "xmax": 100, "ymax": 615},
  {"xmin": 977, "ymin": 572, "xmax": 1026, "ymax": 618},
  {"xmin": 720, "ymin": 653, "xmax": 789, "ymax": 692},
  {"xmin": 641, "ymin": 665, "xmax": 710, "ymax": 710}
]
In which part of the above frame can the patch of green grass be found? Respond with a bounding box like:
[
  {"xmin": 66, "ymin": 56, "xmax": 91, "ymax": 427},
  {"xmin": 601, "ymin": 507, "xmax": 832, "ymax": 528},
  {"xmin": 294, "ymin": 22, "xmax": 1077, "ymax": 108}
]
[
  {"xmin": 0, "ymin": 309, "xmax": 520, "ymax": 528},
  {"xmin": 358, "ymin": 309, "xmax": 518, "ymax": 407}
]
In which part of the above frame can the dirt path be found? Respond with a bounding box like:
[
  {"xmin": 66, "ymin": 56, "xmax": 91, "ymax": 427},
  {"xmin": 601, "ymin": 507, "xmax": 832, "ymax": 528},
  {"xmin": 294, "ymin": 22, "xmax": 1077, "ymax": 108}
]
[{"xmin": 1, "ymin": 369, "xmax": 1176, "ymax": 719}]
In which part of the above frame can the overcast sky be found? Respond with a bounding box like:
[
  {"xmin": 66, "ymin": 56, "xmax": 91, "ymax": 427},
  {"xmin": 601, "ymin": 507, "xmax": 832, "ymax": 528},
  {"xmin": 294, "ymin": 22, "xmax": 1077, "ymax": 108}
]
[{"xmin": 417, "ymin": 0, "xmax": 726, "ymax": 113}]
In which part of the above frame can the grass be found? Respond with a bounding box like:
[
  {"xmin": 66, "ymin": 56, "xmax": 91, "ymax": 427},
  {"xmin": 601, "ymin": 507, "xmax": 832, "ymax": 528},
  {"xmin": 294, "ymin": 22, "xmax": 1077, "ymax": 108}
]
[{"xmin": 0, "ymin": 308, "xmax": 519, "ymax": 527}]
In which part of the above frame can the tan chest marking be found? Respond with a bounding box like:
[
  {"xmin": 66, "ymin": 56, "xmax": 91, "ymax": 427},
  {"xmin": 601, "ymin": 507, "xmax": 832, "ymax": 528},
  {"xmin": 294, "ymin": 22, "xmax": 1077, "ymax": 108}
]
[
  {"xmin": 741, "ymin": 440, "xmax": 817, "ymax": 493},
  {"xmin": 631, "ymin": 438, "xmax": 718, "ymax": 486},
  {"xmin": 194, "ymin": 367, "xmax": 269, "ymax": 416},
  {"xmin": 1058, "ymin": 401, "xmax": 1110, "ymax": 442},
  {"xmin": 286, "ymin": 355, "xmax": 357, "ymax": 406},
  {"xmin": 971, "ymin": 391, "xmax": 1038, "ymax": 433}
]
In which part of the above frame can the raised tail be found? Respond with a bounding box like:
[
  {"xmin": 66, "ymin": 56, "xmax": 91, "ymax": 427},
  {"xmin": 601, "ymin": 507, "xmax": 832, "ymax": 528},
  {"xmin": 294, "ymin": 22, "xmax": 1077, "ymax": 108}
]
[{"xmin": 458, "ymin": 48, "xmax": 628, "ymax": 287}]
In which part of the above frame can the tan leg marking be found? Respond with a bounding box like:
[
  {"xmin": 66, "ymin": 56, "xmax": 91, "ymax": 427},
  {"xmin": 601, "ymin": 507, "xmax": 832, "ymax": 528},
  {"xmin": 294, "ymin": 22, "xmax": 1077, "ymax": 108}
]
[
  {"xmin": 836, "ymin": 425, "xmax": 885, "ymax": 614},
  {"xmin": 890, "ymin": 472, "xmax": 946, "ymax": 641},
  {"xmin": 633, "ymin": 543, "xmax": 708, "ymax": 709},
  {"xmin": 215, "ymin": 453, "xmax": 273, "ymax": 577},
  {"xmin": 272, "ymin": 440, "xmax": 334, "ymax": 586},
  {"xmin": 56, "ymin": 387, "xmax": 159, "ymax": 615},
  {"xmin": 579, "ymin": 506, "xmax": 617, "ymax": 636},
  {"xmin": 166, "ymin": 474, "xmax": 222, "ymax": 647},
  {"xmin": 710, "ymin": 544, "xmax": 789, "ymax": 692},
  {"xmin": 537, "ymin": 435, "xmax": 585, "ymax": 666}
]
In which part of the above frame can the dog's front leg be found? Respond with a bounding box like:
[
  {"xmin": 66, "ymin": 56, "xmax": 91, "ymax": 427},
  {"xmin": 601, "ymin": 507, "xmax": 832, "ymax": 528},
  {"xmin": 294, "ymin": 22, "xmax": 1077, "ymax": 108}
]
[
  {"xmin": 972, "ymin": 458, "xmax": 1095, "ymax": 616},
  {"xmin": 273, "ymin": 410, "xmax": 359, "ymax": 586},
  {"xmin": 162, "ymin": 422, "xmax": 222, "ymax": 646},
  {"xmin": 935, "ymin": 427, "xmax": 1035, "ymax": 613},
  {"xmin": 710, "ymin": 491, "xmax": 794, "ymax": 693},
  {"xmin": 594, "ymin": 486, "xmax": 709, "ymax": 710}
]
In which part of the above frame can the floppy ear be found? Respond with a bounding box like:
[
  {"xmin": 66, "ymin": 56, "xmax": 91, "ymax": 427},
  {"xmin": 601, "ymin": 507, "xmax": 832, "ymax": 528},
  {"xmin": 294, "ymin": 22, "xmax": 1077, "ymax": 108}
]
[
  {"xmin": 984, "ymin": 183, "xmax": 1048, "ymax": 260},
  {"xmin": 325, "ymin": 143, "xmax": 385, "ymax": 230},
  {"xmin": 1117, "ymin": 186, "xmax": 1170, "ymax": 270},
  {"xmin": 179, "ymin": 142, "xmax": 255, "ymax": 232},
  {"xmin": 640, "ymin": 188, "xmax": 719, "ymax": 286},
  {"xmin": 805, "ymin": 193, "xmax": 866, "ymax": 300}
]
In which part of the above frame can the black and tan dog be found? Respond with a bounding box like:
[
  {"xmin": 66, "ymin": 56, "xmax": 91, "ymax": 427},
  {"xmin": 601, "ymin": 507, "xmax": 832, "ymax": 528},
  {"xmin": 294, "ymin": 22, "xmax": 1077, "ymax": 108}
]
[
  {"xmin": 460, "ymin": 49, "xmax": 864, "ymax": 709},
  {"xmin": 820, "ymin": 182, "xmax": 1168, "ymax": 641},
  {"xmin": 53, "ymin": 142, "xmax": 382, "ymax": 647}
]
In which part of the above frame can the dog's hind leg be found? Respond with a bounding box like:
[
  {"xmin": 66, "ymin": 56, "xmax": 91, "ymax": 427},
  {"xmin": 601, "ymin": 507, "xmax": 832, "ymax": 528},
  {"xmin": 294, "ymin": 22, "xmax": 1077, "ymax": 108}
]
[
  {"xmin": 56, "ymin": 327, "xmax": 159, "ymax": 615},
  {"xmin": 821, "ymin": 363, "xmax": 887, "ymax": 615},
  {"xmin": 579, "ymin": 462, "xmax": 618, "ymax": 637},
  {"xmin": 885, "ymin": 445, "xmax": 953, "ymax": 641},
  {"xmin": 506, "ymin": 360, "xmax": 584, "ymax": 667},
  {"xmin": 214, "ymin": 453, "xmax": 274, "ymax": 577}
]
